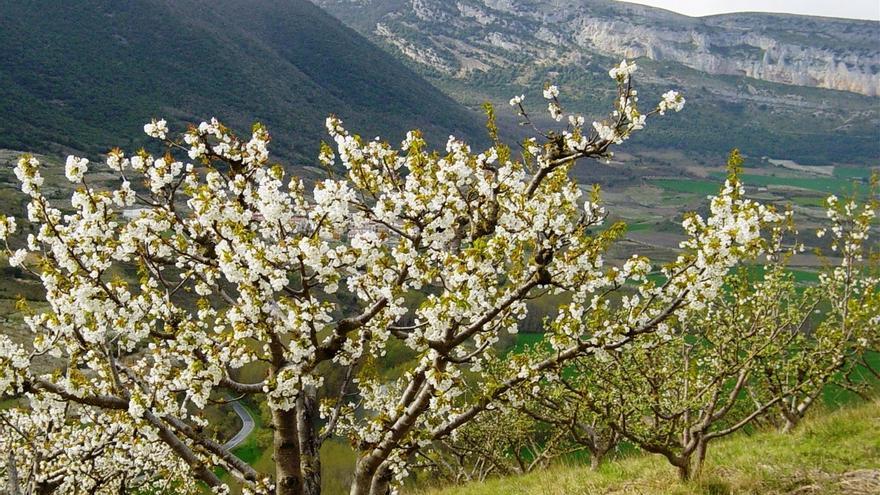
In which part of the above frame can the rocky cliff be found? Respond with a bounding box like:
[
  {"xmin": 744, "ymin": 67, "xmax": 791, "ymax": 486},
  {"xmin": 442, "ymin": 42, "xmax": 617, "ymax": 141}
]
[{"xmin": 315, "ymin": 0, "xmax": 880, "ymax": 96}]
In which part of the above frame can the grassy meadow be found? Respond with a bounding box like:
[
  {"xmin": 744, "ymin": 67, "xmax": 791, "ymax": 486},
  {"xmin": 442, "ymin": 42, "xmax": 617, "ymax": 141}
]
[{"xmin": 414, "ymin": 400, "xmax": 880, "ymax": 495}]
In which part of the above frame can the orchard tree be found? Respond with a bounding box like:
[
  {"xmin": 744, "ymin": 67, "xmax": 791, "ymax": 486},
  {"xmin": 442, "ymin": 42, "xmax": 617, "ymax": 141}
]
[
  {"xmin": 757, "ymin": 191, "xmax": 879, "ymax": 432},
  {"xmin": 576, "ymin": 261, "xmax": 806, "ymax": 481},
  {"xmin": 507, "ymin": 375, "xmax": 620, "ymax": 472},
  {"xmin": 415, "ymin": 356, "xmax": 609, "ymax": 483},
  {"xmin": 431, "ymin": 340, "xmax": 622, "ymax": 477},
  {"xmin": 0, "ymin": 61, "xmax": 779, "ymax": 495},
  {"xmin": 418, "ymin": 401, "xmax": 575, "ymax": 483},
  {"xmin": 528, "ymin": 183, "xmax": 878, "ymax": 481}
]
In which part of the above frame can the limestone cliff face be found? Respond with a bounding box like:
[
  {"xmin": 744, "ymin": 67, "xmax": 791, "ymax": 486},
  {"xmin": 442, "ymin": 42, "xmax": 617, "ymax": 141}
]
[
  {"xmin": 566, "ymin": 11, "xmax": 880, "ymax": 96},
  {"xmin": 314, "ymin": 0, "xmax": 880, "ymax": 96}
]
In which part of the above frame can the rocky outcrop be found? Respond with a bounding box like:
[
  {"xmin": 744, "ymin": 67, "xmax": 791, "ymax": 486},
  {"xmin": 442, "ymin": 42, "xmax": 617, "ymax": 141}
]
[
  {"xmin": 314, "ymin": 0, "xmax": 880, "ymax": 96},
  {"xmin": 566, "ymin": 14, "xmax": 880, "ymax": 96}
]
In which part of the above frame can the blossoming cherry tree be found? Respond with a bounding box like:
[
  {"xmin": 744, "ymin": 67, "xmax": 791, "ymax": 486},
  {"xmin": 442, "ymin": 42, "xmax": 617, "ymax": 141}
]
[{"xmin": 0, "ymin": 62, "xmax": 780, "ymax": 495}]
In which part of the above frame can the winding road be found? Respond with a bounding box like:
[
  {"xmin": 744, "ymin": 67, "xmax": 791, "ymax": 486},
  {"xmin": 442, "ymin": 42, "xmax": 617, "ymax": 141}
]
[{"xmin": 223, "ymin": 398, "xmax": 256, "ymax": 451}]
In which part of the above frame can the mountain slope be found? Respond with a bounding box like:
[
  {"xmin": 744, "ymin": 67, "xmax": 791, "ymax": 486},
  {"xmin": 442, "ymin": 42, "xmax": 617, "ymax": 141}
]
[
  {"xmin": 0, "ymin": 0, "xmax": 485, "ymax": 161},
  {"xmin": 315, "ymin": 0, "xmax": 880, "ymax": 96},
  {"xmin": 313, "ymin": 0, "xmax": 880, "ymax": 164}
]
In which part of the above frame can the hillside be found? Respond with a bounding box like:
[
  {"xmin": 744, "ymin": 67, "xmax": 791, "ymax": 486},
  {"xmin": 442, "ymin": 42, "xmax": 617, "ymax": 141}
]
[
  {"xmin": 0, "ymin": 0, "xmax": 485, "ymax": 162},
  {"xmin": 416, "ymin": 400, "xmax": 880, "ymax": 495},
  {"xmin": 313, "ymin": 0, "xmax": 880, "ymax": 164}
]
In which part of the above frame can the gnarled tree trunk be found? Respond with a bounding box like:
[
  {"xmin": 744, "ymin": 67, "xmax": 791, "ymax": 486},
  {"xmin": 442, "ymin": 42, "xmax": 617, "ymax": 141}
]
[
  {"xmin": 369, "ymin": 464, "xmax": 393, "ymax": 495},
  {"xmin": 298, "ymin": 387, "xmax": 323, "ymax": 495}
]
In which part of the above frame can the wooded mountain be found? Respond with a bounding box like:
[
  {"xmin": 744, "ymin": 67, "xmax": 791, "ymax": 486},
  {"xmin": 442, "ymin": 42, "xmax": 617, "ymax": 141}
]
[
  {"xmin": 0, "ymin": 0, "xmax": 485, "ymax": 161},
  {"xmin": 314, "ymin": 0, "xmax": 880, "ymax": 164}
]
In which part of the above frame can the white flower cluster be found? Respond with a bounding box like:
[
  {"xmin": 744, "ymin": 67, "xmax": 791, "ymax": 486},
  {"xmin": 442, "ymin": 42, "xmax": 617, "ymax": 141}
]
[
  {"xmin": 821, "ymin": 194, "xmax": 875, "ymax": 260},
  {"xmin": 64, "ymin": 155, "xmax": 89, "ymax": 183},
  {"xmin": 1, "ymin": 396, "xmax": 198, "ymax": 493},
  {"xmin": 509, "ymin": 60, "xmax": 684, "ymax": 159},
  {"xmin": 13, "ymin": 155, "xmax": 44, "ymax": 196},
  {"xmin": 143, "ymin": 118, "xmax": 168, "ymax": 139},
  {"xmin": 0, "ymin": 335, "xmax": 28, "ymax": 395},
  {"xmin": 608, "ymin": 59, "xmax": 637, "ymax": 82},
  {"xmin": 658, "ymin": 90, "xmax": 686, "ymax": 114},
  {"xmin": 0, "ymin": 215, "xmax": 15, "ymax": 241},
  {"xmin": 593, "ymin": 121, "xmax": 617, "ymax": 142},
  {"xmin": 543, "ymin": 85, "xmax": 563, "ymax": 121}
]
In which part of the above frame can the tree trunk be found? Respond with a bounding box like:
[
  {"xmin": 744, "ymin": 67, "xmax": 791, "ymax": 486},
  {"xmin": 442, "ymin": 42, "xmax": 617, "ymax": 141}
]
[
  {"xmin": 298, "ymin": 387, "xmax": 323, "ymax": 495},
  {"xmin": 781, "ymin": 415, "xmax": 798, "ymax": 433},
  {"xmin": 273, "ymin": 407, "xmax": 305, "ymax": 495},
  {"xmin": 676, "ymin": 461, "xmax": 691, "ymax": 482},
  {"xmin": 350, "ymin": 459, "xmax": 373, "ymax": 495},
  {"xmin": 590, "ymin": 452, "xmax": 601, "ymax": 471},
  {"xmin": 351, "ymin": 454, "xmax": 395, "ymax": 495},
  {"xmin": 368, "ymin": 465, "xmax": 393, "ymax": 495},
  {"xmin": 669, "ymin": 452, "xmax": 693, "ymax": 482},
  {"xmin": 780, "ymin": 407, "xmax": 800, "ymax": 434},
  {"xmin": 692, "ymin": 440, "xmax": 708, "ymax": 480},
  {"xmin": 350, "ymin": 381, "xmax": 436, "ymax": 494}
]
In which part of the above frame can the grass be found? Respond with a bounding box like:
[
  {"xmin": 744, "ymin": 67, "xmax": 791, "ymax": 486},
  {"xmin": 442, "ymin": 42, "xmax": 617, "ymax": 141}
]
[
  {"xmin": 823, "ymin": 351, "xmax": 880, "ymax": 406},
  {"xmin": 508, "ymin": 332, "xmax": 546, "ymax": 354},
  {"xmin": 651, "ymin": 172, "xmax": 871, "ymax": 206},
  {"xmin": 624, "ymin": 221, "xmax": 664, "ymax": 232},
  {"xmin": 709, "ymin": 173, "xmax": 869, "ymax": 196},
  {"xmin": 735, "ymin": 265, "xmax": 820, "ymax": 285},
  {"xmin": 834, "ymin": 166, "xmax": 877, "ymax": 180},
  {"xmin": 652, "ymin": 179, "xmax": 720, "ymax": 196},
  {"xmin": 618, "ymin": 265, "xmax": 820, "ymax": 291},
  {"xmin": 414, "ymin": 399, "xmax": 880, "ymax": 495}
]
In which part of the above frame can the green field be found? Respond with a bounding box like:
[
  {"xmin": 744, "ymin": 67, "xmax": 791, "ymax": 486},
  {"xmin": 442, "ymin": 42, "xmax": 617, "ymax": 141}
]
[
  {"xmin": 709, "ymin": 172, "xmax": 869, "ymax": 195},
  {"xmin": 625, "ymin": 222, "xmax": 660, "ymax": 232},
  {"xmin": 789, "ymin": 195, "xmax": 826, "ymax": 207},
  {"xmin": 508, "ymin": 331, "xmax": 546, "ymax": 354},
  {"xmin": 653, "ymin": 173, "xmax": 871, "ymax": 199},
  {"xmin": 834, "ymin": 166, "xmax": 877, "ymax": 180},
  {"xmin": 652, "ymin": 179, "xmax": 721, "ymax": 196}
]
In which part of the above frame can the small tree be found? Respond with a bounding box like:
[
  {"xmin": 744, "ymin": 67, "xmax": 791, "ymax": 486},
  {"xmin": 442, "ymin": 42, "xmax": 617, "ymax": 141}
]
[
  {"xmin": 418, "ymin": 353, "xmax": 611, "ymax": 483},
  {"xmin": 581, "ymin": 261, "xmax": 808, "ymax": 481},
  {"xmin": 420, "ymin": 404, "xmax": 571, "ymax": 483},
  {"xmin": 0, "ymin": 61, "xmax": 779, "ymax": 495},
  {"xmin": 540, "ymin": 185, "xmax": 877, "ymax": 481},
  {"xmin": 757, "ymin": 192, "xmax": 879, "ymax": 432},
  {"xmin": 512, "ymin": 378, "xmax": 620, "ymax": 472}
]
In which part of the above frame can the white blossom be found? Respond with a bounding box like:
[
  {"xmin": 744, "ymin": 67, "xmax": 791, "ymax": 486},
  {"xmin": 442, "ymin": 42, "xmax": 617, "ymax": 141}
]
[
  {"xmin": 0, "ymin": 61, "xmax": 819, "ymax": 495},
  {"xmin": 609, "ymin": 59, "xmax": 637, "ymax": 82},
  {"xmin": 658, "ymin": 90, "xmax": 686, "ymax": 114},
  {"xmin": 0, "ymin": 215, "xmax": 16, "ymax": 240},
  {"xmin": 143, "ymin": 118, "xmax": 168, "ymax": 139},
  {"xmin": 64, "ymin": 155, "xmax": 89, "ymax": 183}
]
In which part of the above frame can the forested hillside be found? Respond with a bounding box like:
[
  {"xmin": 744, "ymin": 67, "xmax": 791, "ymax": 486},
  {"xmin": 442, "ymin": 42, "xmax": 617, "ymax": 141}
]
[{"xmin": 0, "ymin": 0, "xmax": 485, "ymax": 162}]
